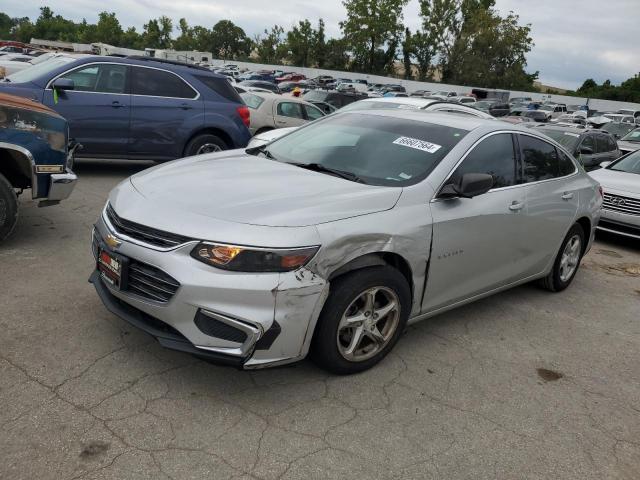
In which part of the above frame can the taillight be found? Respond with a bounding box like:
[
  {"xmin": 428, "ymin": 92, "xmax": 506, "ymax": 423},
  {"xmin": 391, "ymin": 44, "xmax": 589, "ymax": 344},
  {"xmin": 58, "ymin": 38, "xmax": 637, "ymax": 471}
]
[{"xmin": 237, "ymin": 105, "xmax": 250, "ymax": 128}]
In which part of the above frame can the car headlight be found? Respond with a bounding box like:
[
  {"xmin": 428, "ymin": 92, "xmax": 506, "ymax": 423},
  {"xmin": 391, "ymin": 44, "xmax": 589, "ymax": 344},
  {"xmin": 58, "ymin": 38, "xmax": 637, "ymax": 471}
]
[{"xmin": 190, "ymin": 242, "xmax": 319, "ymax": 272}]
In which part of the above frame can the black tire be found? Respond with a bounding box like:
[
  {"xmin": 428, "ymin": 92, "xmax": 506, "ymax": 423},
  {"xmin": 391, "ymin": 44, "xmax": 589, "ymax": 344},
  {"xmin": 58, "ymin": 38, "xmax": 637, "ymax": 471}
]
[
  {"xmin": 540, "ymin": 224, "xmax": 585, "ymax": 292},
  {"xmin": 0, "ymin": 172, "xmax": 18, "ymax": 242},
  {"xmin": 184, "ymin": 134, "xmax": 228, "ymax": 157},
  {"xmin": 311, "ymin": 265, "xmax": 411, "ymax": 374}
]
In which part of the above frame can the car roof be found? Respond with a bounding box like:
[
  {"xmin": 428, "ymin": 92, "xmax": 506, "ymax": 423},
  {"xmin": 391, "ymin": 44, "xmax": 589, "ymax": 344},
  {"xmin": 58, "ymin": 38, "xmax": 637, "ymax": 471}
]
[
  {"xmin": 346, "ymin": 109, "xmax": 503, "ymax": 132},
  {"xmin": 358, "ymin": 97, "xmax": 439, "ymax": 108},
  {"xmin": 251, "ymin": 91, "xmax": 315, "ymax": 105}
]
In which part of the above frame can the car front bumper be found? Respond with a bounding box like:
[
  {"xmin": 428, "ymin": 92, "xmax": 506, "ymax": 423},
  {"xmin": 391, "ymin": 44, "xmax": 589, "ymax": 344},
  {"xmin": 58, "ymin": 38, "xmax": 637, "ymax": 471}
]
[
  {"xmin": 90, "ymin": 217, "xmax": 329, "ymax": 369},
  {"xmin": 598, "ymin": 210, "xmax": 640, "ymax": 239},
  {"xmin": 45, "ymin": 170, "xmax": 77, "ymax": 202}
]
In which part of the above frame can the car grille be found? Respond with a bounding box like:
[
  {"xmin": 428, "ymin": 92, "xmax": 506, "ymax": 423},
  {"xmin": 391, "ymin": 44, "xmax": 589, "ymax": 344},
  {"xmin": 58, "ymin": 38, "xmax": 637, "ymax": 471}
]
[
  {"xmin": 602, "ymin": 193, "xmax": 640, "ymax": 216},
  {"xmin": 105, "ymin": 204, "xmax": 193, "ymax": 248},
  {"xmin": 127, "ymin": 260, "xmax": 180, "ymax": 303}
]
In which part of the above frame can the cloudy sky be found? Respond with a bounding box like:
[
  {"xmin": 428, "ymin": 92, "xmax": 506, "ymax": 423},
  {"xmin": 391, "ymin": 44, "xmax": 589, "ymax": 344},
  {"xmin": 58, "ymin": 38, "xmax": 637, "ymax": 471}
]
[{"xmin": 7, "ymin": 0, "xmax": 639, "ymax": 89}]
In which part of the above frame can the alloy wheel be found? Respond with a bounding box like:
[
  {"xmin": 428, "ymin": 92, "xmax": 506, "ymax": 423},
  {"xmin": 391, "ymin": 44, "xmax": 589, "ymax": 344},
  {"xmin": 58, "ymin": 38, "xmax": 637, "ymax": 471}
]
[
  {"xmin": 196, "ymin": 143, "xmax": 223, "ymax": 154},
  {"xmin": 559, "ymin": 234, "xmax": 581, "ymax": 282},
  {"xmin": 336, "ymin": 286, "xmax": 400, "ymax": 362}
]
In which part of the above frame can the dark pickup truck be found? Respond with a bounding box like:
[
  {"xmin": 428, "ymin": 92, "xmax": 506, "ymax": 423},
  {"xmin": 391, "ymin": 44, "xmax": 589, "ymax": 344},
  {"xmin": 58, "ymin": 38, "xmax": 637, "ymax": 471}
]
[{"xmin": 0, "ymin": 92, "xmax": 79, "ymax": 241}]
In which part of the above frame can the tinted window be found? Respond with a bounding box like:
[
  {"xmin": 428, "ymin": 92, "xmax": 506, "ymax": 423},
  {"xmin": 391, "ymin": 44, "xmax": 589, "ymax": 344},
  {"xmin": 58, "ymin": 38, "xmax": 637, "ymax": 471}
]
[
  {"xmin": 580, "ymin": 135, "xmax": 595, "ymax": 153},
  {"xmin": 304, "ymin": 104, "xmax": 324, "ymax": 121},
  {"xmin": 195, "ymin": 75, "xmax": 242, "ymax": 103},
  {"xmin": 520, "ymin": 135, "xmax": 561, "ymax": 182},
  {"xmin": 131, "ymin": 67, "xmax": 196, "ymax": 98},
  {"xmin": 277, "ymin": 102, "xmax": 304, "ymax": 119},
  {"xmin": 558, "ymin": 150, "xmax": 577, "ymax": 176},
  {"xmin": 452, "ymin": 134, "xmax": 516, "ymax": 188},
  {"xmin": 60, "ymin": 64, "xmax": 127, "ymax": 94}
]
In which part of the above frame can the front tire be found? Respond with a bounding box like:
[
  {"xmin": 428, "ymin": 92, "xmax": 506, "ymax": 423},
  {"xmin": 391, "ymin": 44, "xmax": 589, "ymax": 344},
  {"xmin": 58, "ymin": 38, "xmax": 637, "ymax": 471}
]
[
  {"xmin": 0, "ymin": 172, "xmax": 18, "ymax": 242},
  {"xmin": 184, "ymin": 134, "xmax": 228, "ymax": 157},
  {"xmin": 311, "ymin": 266, "xmax": 411, "ymax": 374},
  {"xmin": 540, "ymin": 224, "xmax": 585, "ymax": 292}
]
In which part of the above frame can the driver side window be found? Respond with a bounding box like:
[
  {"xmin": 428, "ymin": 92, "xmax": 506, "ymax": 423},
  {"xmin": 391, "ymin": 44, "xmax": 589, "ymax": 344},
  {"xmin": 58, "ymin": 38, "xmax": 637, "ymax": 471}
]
[{"xmin": 450, "ymin": 133, "xmax": 517, "ymax": 189}]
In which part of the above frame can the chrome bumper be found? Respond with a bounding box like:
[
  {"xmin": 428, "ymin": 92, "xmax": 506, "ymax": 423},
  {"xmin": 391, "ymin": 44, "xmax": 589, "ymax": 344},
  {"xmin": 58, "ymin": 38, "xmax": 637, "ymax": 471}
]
[{"xmin": 46, "ymin": 170, "xmax": 77, "ymax": 202}]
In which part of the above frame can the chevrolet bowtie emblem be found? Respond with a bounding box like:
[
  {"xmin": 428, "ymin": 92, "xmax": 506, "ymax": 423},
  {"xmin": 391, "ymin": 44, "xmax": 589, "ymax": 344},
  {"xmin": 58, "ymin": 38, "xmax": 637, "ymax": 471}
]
[{"xmin": 105, "ymin": 233, "xmax": 122, "ymax": 249}]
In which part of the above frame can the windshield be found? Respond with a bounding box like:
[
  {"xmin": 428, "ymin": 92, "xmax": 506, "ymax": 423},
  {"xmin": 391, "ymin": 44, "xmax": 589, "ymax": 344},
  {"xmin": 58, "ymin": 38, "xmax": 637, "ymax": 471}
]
[
  {"xmin": 340, "ymin": 100, "xmax": 420, "ymax": 112},
  {"xmin": 621, "ymin": 129, "xmax": 640, "ymax": 142},
  {"xmin": 538, "ymin": 129, "xmax": 581, "ymax": 151},
  {"xmin": 6, "ymin": 56, "xmax": 75, "ymax": 83},
  {"xmin": 259, "ymin": 112, "xmax": 469, "ymax": 187},
  {"xmin": 610, "ymin": 150, "xmax": 640, "ymax": 174},
  {"xmin": 602, "ymin": 122, "xmax": 634, "ymax": 137}
]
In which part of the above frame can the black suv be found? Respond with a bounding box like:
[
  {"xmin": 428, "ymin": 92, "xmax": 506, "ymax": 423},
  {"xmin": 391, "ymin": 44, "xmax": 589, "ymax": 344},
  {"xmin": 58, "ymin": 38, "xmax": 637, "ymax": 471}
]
[{"xmin": 536, "ymin": 126, "xmax": 621, "ymax": 170}]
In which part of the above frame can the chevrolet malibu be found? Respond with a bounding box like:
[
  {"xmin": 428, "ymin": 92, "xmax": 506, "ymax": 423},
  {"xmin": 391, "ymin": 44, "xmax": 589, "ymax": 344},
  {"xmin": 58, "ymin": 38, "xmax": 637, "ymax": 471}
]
[{"xmin": 90, "ymin": 110, "xmax": 602, "ymax": 374}]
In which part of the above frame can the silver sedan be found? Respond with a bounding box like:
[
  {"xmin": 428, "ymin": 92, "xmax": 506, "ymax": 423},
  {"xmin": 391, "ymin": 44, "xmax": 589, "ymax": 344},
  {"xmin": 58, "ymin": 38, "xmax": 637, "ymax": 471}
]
[{"xmin": 90, "ymin": 110, "xmax": 601, "ymax": 374}]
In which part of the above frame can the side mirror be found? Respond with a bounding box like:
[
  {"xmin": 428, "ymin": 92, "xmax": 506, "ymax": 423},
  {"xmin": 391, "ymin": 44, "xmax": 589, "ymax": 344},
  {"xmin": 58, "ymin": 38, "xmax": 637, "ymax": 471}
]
[
  {"xmin": 599, "ymin": 161, "xmax": 612, "ymax": 169},
  {"xmin": 580, "ymin": 146, "xmax": 594, "ymax": 155},
  {"xmin": 52, "ymin": 78, "xmax": 74, "ymax": 91},
  {"xmin": 440, "ymin": 173, "xmax": 494, "ymax": 199}
]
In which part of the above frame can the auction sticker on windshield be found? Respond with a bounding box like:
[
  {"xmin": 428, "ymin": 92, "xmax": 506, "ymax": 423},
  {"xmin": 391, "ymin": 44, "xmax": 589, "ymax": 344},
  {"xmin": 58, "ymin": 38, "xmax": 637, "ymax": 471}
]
[{"xmin": 393, "ymin": 136, "xmax": 442, "ymax": 153}]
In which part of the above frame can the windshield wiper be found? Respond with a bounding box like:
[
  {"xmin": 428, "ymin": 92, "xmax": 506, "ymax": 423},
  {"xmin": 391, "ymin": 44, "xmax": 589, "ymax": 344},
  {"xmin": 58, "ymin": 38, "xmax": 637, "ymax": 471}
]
[
  {"xmin": 291, "ymin": 162, "xmax": 366, "ymax": 184},
  {"xmin": 245, "ymin": 144, "xmax": 277, "ymax": 160}
]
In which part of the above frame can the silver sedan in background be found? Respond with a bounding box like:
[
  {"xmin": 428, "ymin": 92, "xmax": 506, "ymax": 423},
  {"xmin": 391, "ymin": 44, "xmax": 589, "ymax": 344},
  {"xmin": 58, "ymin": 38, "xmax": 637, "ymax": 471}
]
[{"xmin": 90, "ymin": 110, "xmax": 601, "ymax": 374}]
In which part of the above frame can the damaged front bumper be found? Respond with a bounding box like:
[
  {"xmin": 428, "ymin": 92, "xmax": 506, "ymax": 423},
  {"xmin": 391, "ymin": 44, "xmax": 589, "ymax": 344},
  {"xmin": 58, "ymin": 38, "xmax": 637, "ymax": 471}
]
[{"xmin": 90, "ymin": 217, "xmax": 329, "ymax": 369}]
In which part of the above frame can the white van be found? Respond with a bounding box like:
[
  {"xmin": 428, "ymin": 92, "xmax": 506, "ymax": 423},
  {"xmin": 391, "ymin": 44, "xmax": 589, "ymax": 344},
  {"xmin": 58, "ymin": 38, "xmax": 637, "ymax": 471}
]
[{"xmin": 336, "ymin": 82, "xmax": 368, "ymax": 94}]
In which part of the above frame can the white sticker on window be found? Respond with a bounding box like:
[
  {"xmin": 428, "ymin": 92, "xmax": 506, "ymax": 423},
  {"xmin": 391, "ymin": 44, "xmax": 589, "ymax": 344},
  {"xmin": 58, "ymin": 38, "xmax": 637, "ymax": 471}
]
[
  {"xmin": 398, "ymin": 172, "xmax": 412, "ymax": 179},
  {"xmin": 393, "ymin": 136, "xmax": 442, "ymax": 153},
  {"xmin": 563, "ymin": 132, "xmax": 580, "ymax": 138}
]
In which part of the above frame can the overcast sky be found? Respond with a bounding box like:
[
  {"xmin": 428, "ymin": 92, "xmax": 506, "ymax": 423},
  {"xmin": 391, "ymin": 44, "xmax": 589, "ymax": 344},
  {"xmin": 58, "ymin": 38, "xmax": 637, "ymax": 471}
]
[{"xmin": 7, "ymin": 0, "xmax": 640, "ymax": 89}]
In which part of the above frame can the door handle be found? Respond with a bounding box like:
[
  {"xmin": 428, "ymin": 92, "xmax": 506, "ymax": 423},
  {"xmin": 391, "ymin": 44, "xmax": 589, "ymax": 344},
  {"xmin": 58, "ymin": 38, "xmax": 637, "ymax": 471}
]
[
  {"xmin": 509, "ymin": 201, "xmax": 524, "ymax": 211},
  {"xmin": 180, "ymin": 103, "xmax": 193, "ymax": 110},
  {"xmin": 561, "ymin": 192, "xmax": 574, "ymax": 200},
  {"xmin": 111, "ymin": 101, "xmax": 125, "ymax": 108}
]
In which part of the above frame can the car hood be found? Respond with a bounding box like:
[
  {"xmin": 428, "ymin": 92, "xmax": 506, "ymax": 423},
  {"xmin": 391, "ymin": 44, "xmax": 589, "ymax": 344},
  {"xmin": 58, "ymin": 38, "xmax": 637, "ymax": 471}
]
[
  {"xmin": 617, "ymin": 140, "xmax": 640, "ymax": 153},
  {"xmin": 589, "ymin": 168, "xmax": 640, "ymax": 196},
  {"xmin": 129, "ymin": 151, "xmax": 402, "ymax": 227}
]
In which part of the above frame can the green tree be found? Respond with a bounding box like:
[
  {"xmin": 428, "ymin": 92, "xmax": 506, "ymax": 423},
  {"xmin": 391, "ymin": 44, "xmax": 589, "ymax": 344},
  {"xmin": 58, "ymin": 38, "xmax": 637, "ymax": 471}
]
[
  {"xmin": 32, "ymin": 7, "xmax": 78, "ymax": 41},
  {"xmin": 210, "ymin": 20, "xmax": 251, "ymax": 60},
  {"xmin": 256, "ymin": 25, "xmax": 285, "ymax": 64},
  {"xmin": 324, "ymin": 38, "xmax": 349, "ymax": 71},
  {"xmin": 286, "ymin": 20, "xmax": 316, "ymax": 67},
  {"xmin": 401, "ymin": 28, "xmax": 413, "ymax": 79},
  {"xmin": 0, "ymin": 12, "xmax": 15, "ymax": 38},
  {"xmin": 313, "ymin": 19, "xmax": 327, "ymax": 68},
  {"xmin": 121, "ymin": 26, "xmax": 143, "ymax": 49},
  {"xmin": 340, "ymin": 0, "xmax": 409, "ymax": 73},
  {"xmin": 173, "ymin": 18, "xmax": 195, "ymax": 51},
  {"xmin": 142, "ymin": 16, "xmax": 173, "ymax": 49},
  {"xmin": 413, "ymin": 0, "xmax": 458, "ymax": 81},
  {"xmin": 95, "ymin": 12, "xmax": 123, "ymax": 45}
]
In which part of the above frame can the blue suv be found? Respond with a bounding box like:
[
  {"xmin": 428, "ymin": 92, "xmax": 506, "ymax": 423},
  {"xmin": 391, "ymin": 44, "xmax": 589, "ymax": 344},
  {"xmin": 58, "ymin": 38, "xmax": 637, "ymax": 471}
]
[{"xmin": 0, "ymin": 56, "xmax": 251, "ymax": 160}]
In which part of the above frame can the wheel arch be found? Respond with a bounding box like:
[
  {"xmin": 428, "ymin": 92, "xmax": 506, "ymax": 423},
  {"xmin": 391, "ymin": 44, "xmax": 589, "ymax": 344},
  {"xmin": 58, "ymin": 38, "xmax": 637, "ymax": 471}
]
[
  {"xmin": 182, "ymin": 127, "xmax": 234, "ymax": 156},
  {"xmin": 327, "ymin": 252, "xmax": 414, "ymax": 302},
  {"xmin": 575, "ymin": 216, "xmax": 591, "ymax": 254},
  {"xmin": 0, "ymin": 143, "xmax": 35, "ymax": 191}
]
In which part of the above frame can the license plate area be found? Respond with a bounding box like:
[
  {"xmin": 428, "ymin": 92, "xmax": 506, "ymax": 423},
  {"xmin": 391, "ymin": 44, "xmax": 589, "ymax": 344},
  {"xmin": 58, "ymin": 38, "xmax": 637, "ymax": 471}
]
[{"xmin": 97, "ymin": 247, "xmax": 129, "ymax": 290}]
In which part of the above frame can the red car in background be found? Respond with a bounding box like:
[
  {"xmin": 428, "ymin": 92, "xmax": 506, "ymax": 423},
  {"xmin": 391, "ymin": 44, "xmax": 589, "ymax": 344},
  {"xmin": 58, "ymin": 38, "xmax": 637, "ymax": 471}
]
[{"xmin": 275, "ymin": 73, "xmax": 306, "ymax": 83}]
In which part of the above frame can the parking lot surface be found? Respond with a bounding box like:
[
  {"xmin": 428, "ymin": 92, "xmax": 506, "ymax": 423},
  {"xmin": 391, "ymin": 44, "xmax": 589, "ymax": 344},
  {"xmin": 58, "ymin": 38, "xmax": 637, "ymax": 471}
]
[{"xmin": 1, "ymin": 159, "xmax": 639, "ymax": 480}]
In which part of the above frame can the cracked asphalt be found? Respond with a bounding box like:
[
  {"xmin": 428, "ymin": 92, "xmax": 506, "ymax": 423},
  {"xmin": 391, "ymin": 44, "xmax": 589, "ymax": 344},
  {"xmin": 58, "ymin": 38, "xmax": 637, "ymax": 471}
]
[{"xmin": 1, "ymin": 159, "xmax": 639, "ymax": 480}]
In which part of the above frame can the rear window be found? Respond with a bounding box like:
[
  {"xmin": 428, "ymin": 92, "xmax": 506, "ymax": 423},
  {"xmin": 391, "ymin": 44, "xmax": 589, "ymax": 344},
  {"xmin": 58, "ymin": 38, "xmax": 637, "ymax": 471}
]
[
  {"xmin": 131, "ymin": 67, "xmax": 197, "ymax": 98},
  {"xmin": 194, "ymin": 75, "xmax": 243, "ymax": 103},
  {"xmin": 240, "ymin": 92, "xmax": 265, "ymax": 109}
]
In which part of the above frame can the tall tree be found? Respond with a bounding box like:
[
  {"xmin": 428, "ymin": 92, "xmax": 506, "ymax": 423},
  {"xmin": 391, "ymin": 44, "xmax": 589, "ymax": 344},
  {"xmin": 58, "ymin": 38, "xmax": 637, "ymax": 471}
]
[
  {"xmin": 142, "ymin": 16, "xmax": 173, "ymax": 49},
  {"xmin": 413, "ymin": 0, "xmax": 458, "ymax": 80},
  {"xmin": 340, "ymin": 0, "xmax": 409, "ymax": 73},
  {"xmin": 313, "ymin": 19, "xmax": 327, "ymax": 68},
  {"xmin": 324, "ymin": 38, "xmax": 349, "ymax": 71},
  {"xmin": 173, "ymin": 18, "xmax": 195, "ymax": 51},
  {"xmin": 95, "ymin": 12, "xmax": 123, "ymax": 46},
  {"xmin": 401, "ymin": 27, "xmax": 413, "ymax": 79},
  {"xmin": 286, "ymin": 20, "xmax": 316, "ymax": 67},
  {"xmin": 256, "ymin": 25, "xmax": 285, "ymax": 64},
  {"xmin": 210, "ymin": 20, "xmax": 251, "ymax": 59}
]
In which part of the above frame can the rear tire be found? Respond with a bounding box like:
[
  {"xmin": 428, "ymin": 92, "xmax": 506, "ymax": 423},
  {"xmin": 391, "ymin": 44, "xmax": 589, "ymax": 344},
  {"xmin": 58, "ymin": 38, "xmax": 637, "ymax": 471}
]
[
  {"xmin": 184, "ymin": 134, "xmax": 228, "ymax": 157},
  {"xmin": 311, "ymin": 266, "xmax": 411, "ymax": 374},
  {"xmin": 540, "ymin": 224, "xmax": 585, "ymax": 292},
  {"xmin": 0, "ymin": 172, "xmax": 18, "ymax": 242}
]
